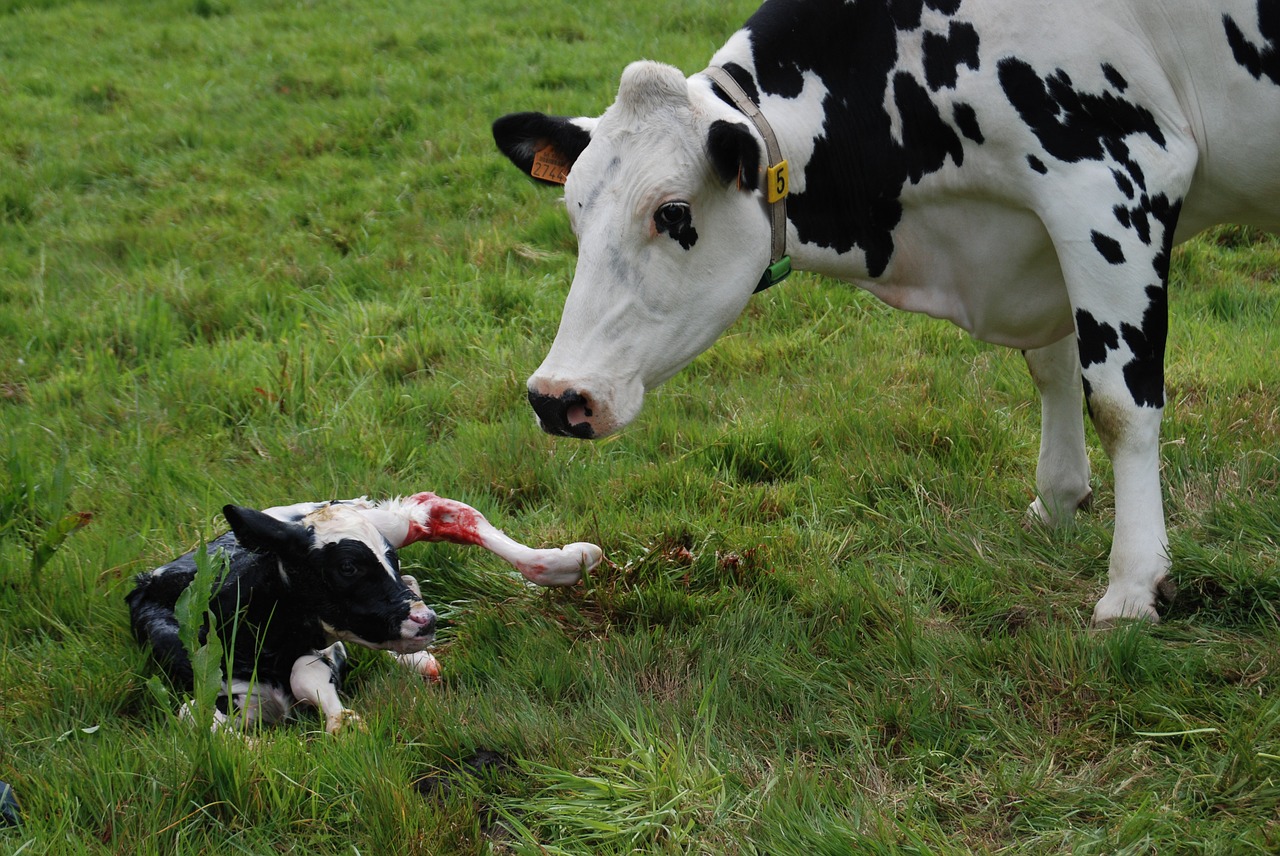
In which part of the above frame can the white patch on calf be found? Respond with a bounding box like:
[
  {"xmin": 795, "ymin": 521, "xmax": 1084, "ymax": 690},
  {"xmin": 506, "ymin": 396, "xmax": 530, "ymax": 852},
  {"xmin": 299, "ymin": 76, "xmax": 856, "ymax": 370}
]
[{"xmin": 301, "ymin": 503, "xmax": 398, "ymax": 580}]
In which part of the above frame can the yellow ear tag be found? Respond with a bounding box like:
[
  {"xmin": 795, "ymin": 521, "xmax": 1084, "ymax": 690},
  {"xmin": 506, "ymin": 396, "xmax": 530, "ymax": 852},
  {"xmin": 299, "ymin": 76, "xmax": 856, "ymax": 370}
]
[
  {"xmin": 531, "ymin": 144, "xmax": 572, "ymax": 185},
  {"xmin": 766, "ymin": 160, "xmax": 789, "ymax": 203}
]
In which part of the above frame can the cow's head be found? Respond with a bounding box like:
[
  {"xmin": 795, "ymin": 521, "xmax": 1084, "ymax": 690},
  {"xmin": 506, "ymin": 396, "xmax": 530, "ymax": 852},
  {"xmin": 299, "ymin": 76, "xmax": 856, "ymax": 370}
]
[
  {"xmin": 495, "ymin": 61, "xmax": 772, "ymax": 438},
  {"xmin": 223, "ymin": 503, "xmax": 437, "ymax": 654}
]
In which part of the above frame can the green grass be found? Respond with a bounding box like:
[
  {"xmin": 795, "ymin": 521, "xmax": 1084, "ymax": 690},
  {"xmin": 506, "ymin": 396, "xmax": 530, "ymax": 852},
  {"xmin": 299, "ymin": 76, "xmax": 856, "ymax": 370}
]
[{"xmin": 2, "ymin": 0, "xmax": 1279, "ymax": 852}]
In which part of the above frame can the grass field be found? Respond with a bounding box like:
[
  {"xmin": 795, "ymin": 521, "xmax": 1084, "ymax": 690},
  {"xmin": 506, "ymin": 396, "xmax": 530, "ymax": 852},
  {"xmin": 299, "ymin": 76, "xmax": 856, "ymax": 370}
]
[{"xmin": 2, "ymin": 0, "xmax": 1279, "ymax": 852}]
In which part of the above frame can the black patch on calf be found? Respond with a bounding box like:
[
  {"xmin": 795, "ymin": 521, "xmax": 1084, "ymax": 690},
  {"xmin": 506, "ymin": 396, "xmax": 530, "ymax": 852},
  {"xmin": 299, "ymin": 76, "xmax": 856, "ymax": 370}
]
[
  {"xmin": 1091, "ymin": 231, "xmax": 1125, "ymax": 264},
  {"xmin": 1224, "ymin": 1, "xmax": 1280, "ymax": 86},
  {"xmin": 739, "ymin": 0, "xmax": 978, "ymax": 276},
  {"xmin": 922, "ymin": 22, "xmax": 979, "ymax": 90}
]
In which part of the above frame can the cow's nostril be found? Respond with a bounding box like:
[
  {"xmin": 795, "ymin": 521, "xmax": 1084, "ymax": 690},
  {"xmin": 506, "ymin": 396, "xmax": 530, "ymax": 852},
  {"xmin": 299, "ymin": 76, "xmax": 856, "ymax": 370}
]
[{"xmin": 527, "ymin": 389, "xmax": 596, "ymax": 438}]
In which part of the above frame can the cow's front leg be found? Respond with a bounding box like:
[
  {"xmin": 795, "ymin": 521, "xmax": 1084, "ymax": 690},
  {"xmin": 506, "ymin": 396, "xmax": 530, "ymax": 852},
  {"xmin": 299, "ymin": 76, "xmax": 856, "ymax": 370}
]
[
  {"xmin": 1057, "ymin": 226, "xmax": 1181, "ymax": 624},
  {"xmin": 290, "ymin": 643, "xmax": 360, "ymax": 734},
  {"xmin": 1023, "ymin": 334, "xmax": 1092, "ymax": 528}
]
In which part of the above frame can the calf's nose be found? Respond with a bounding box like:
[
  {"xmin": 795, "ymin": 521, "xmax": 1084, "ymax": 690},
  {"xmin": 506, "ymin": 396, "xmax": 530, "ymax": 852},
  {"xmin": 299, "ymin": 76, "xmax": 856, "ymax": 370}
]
[
  {"xmin": 409, "ymin": 603, "xmax": 436, "ymax": 633},
  {"xmin": 527, "ymin": 388, "xmax": 596, "ymax": 438}
]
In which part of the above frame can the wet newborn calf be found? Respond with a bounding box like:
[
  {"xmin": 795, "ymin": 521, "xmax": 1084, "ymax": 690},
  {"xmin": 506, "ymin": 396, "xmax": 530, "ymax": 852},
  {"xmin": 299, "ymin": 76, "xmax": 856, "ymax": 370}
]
[{"xmin": 127, "ymin": 493, "xmax": 602, "ymax": 733}]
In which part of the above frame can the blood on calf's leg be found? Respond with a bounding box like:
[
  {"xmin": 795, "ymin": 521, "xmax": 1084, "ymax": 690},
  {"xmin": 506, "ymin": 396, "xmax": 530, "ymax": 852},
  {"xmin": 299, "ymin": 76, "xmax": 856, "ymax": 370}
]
[{"xmin": 393, "ymin": 492, "xmax": 603, "ymax": 586}]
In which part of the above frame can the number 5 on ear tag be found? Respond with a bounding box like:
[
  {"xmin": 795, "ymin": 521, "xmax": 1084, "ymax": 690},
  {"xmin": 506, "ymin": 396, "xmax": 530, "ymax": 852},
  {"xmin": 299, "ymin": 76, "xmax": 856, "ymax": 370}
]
[{"xmin": 766, "ymin": 160, "xmax": 789, "ymax": 203}]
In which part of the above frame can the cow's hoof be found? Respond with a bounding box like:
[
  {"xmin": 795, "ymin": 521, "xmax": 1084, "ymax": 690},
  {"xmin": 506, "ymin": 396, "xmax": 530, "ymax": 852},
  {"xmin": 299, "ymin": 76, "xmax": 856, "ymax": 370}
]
[
  {"xmin": 1091, "ymin": 592, "xmax": 1160, "ymax": 628},
  {"xmin": 1025, "ymin": 489, "xmax": 1093, "ymax": 531}
]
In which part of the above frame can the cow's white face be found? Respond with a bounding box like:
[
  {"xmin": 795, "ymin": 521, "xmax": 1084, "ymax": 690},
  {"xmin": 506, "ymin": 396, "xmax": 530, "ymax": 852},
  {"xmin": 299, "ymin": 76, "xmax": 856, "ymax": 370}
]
[{"xmin": 496, "ymin": 62, "xmax": 772, "ymax": 437}]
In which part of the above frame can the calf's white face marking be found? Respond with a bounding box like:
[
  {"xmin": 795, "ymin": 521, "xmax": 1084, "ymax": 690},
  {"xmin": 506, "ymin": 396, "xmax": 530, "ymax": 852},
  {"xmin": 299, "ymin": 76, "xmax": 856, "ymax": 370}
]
[{"xmin": 527, "ymin": 62, "xmax": 772, "ymax": 437}]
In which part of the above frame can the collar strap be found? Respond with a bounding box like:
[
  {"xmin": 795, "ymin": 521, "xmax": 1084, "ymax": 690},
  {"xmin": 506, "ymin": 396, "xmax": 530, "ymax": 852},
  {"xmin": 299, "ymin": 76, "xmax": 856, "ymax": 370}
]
[{"xmin": 703, "ymin": 66, "xmax": 792, "ymax": 294}]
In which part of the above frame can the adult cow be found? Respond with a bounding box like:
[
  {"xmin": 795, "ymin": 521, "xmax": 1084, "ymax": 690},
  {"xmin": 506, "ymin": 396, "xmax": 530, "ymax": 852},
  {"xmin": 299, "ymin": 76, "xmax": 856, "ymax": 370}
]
[{"xmin": 493, "ymin": 0, "xmax": 1280, "ymax": 625}]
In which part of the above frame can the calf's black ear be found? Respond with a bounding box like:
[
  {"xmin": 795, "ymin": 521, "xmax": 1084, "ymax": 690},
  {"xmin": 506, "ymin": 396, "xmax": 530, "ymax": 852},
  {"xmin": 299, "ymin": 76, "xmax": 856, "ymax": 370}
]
[
  {"xmin": 223, "ymin": 505, "xmax": 312, "ymax": 559},
  {"xmin": 706, "ymin": 119, "xmax": 760, "ymax": 192},
  {"xmin": 493, "ymin": 112, "xmax": 594, "ymax": 186}
]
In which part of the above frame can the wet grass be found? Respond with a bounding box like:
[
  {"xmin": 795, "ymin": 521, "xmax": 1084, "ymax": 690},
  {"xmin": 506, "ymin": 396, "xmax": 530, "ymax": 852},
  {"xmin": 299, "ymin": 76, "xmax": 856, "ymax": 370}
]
[{"xmin": 2, "ymin": 1, "xmax": 1279, "ymax": 853}]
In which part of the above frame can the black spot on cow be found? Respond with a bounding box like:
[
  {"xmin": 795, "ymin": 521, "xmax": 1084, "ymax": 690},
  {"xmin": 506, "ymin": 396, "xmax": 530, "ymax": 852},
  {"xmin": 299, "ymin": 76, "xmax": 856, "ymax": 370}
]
[
  {"xmin": 1121, "ymin": 285, "xmax": 1168, "ymax": 407},
  {"xmin": 997, "ymin": 57, "xmax": 1166, "ymax": 188},
  {"xmin": 895, "ymin": 72, "xmax": 965, "ymax": 182},
  {"xmin": 1101, "ymin": 63, "xmax": 1129, "ymax": 91},
  {"xmin": 922, "ymin": 21, "xmax": 979, "ymax": 90},
  {"xmin": 1076, "ymin": 309, "xmax": 1119, "ymax": 368},
  {"xmin": 1111, "ymin": 168, "xmax": 1135, "ymax": 199},
  {"xmin": 889, "ymin": 0, "xmax": 924, "ymax": 30},
  {"xmin": 1091, "ymin": 231, "xmax": 1125, "ymax": 264},
  {"xmin": 654, "ymin": 202, "xmax": 699, "ymax": 250},
  {"xmin": 1224, "ymin": 1, "xmax": 1280, "ymax": 86},
  {"xmin": 1148, "ymin": 196, "xmax": 1182, "ymax": 281},
  {"xmin": 1027, "ymin": 155, "xmax": 1047, "ymax": 174},
  {"xmin": 953, "ymin": 102, "xmax": 983, "ymax": 143},
  {"xmin": 712, "ymin": 62, "xmax": 761, "ymax": 107},
  {"xmin": 739, "ymin": 0, "xmax": 976, "ymax": 276}
]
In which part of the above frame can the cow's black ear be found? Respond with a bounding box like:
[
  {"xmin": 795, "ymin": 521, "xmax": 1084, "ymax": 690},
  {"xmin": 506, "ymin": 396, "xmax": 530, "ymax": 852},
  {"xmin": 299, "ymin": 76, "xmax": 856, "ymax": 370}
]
[
  {"xmin": 492, "ymin": 112, "xmax": 594, "ymax": 186},
  {"xmin": 223, "ymin": 505, "xmax": 311, "ymax": 559},
  {"xmin": 706, "ymin": 119, "xmax": 760, "ymax": 192}
]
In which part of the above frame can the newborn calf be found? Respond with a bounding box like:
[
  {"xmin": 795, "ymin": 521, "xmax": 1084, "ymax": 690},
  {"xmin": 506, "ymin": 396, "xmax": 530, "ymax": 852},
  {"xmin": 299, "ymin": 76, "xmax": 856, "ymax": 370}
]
[{"xmin": 128, "ymin": 493, "xmax": 602, "ymax": 732}]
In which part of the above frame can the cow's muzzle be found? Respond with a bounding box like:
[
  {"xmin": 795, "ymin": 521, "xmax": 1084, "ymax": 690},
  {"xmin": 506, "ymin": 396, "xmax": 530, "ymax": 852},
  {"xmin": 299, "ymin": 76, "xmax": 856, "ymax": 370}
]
[{"xmin": 528, "ymin": 389, "xmax": 596, "ymax": 438}]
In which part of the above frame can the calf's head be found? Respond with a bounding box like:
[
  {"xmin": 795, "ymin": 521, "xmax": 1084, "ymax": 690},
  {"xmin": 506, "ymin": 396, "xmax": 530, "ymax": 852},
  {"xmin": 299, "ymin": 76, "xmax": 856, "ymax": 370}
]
[
  {"xmin": 495, "ymin": 61, "xmax": 772, "ymax": 438},
  {"xmin": 223, "ymin": 503, "xmax": 436, "ymax": 654}
]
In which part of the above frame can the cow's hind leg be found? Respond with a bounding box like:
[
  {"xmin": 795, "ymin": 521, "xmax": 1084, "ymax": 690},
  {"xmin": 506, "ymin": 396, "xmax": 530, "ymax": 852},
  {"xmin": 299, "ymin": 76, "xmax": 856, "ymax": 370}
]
[{"xmin": 1024, "ymin": 334, "xmax": 1092, "ymax": 528}]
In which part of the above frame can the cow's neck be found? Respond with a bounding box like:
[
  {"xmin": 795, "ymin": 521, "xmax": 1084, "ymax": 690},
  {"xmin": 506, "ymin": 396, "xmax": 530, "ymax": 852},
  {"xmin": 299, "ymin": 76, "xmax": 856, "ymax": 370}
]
[{"xmin": 708, "ymin": 1, "xmax": 950, "ymax": 285}]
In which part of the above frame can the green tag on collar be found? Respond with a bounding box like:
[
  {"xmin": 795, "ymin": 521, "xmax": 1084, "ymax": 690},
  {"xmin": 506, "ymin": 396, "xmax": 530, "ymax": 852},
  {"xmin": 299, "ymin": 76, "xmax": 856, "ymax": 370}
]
[{"xmin": 754, "ymin": 256, "xmax": 792, "ymax": 293}]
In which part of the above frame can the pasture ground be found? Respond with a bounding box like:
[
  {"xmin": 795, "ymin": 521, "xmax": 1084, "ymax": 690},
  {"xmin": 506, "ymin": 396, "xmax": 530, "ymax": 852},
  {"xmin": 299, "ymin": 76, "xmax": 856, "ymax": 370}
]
[{"xmin": 1, "ymin": 0, "xmax": 1278, "ymax": 852}]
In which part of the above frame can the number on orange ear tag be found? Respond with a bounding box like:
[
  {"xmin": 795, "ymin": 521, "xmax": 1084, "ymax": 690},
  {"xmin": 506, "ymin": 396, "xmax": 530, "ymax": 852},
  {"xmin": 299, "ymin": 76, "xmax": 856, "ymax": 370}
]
[{"xmin": 532, "ymin": 145, "xmax": 572, "ymax": 185}]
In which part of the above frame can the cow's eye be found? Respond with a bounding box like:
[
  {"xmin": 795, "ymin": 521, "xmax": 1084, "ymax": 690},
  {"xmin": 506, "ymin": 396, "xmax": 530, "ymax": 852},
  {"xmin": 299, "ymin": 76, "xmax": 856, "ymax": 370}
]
[{"xmin": 654, "ymin": 201, "xmax": 691, "ymax": 232}]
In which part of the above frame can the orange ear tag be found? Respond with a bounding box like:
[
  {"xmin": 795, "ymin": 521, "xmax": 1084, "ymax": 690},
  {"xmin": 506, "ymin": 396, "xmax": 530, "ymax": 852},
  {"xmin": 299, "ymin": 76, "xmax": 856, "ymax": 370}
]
[{"xmin": 531, "ymin": 145, "xmax": 572, "ymax": 185}]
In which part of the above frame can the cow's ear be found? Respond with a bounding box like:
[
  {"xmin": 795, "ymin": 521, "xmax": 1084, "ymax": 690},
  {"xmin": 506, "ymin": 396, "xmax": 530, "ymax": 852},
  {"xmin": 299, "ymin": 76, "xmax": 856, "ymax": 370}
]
[
  {"xmin": 492, "ymin": 112, "xmax": 596, "ymax": 186},
  {"xmin": 223, "ymin": 505, "xmax": 312, "ymax": 559},
  {"xmin": 706, "ymin": 120, "xmax": 760, "ymax": 192}
]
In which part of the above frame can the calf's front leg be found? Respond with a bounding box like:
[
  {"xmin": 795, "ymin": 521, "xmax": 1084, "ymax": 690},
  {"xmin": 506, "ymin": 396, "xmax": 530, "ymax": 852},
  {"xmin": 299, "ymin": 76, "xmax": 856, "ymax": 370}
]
[{"xmin": 290, "ymin": 643, "xmax": 360, "ymax": 734}]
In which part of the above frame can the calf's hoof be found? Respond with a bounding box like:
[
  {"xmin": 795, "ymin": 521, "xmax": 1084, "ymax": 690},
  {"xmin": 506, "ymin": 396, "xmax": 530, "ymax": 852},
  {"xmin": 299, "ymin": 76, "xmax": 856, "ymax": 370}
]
[{"xmin": 325, "ymin": 709, "xmax": 364, "ymax": 735}]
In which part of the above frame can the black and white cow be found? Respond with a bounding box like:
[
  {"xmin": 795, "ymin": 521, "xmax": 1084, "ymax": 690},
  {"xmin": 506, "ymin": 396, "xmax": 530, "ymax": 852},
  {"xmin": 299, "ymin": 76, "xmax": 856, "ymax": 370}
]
[
  {"xmin": 493, "ymin": 0, "xmax": 1280, "ymax": 625},
  {"xmin": 128, "ymin": 493, "xmax": 602, "ymax": 731}
]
